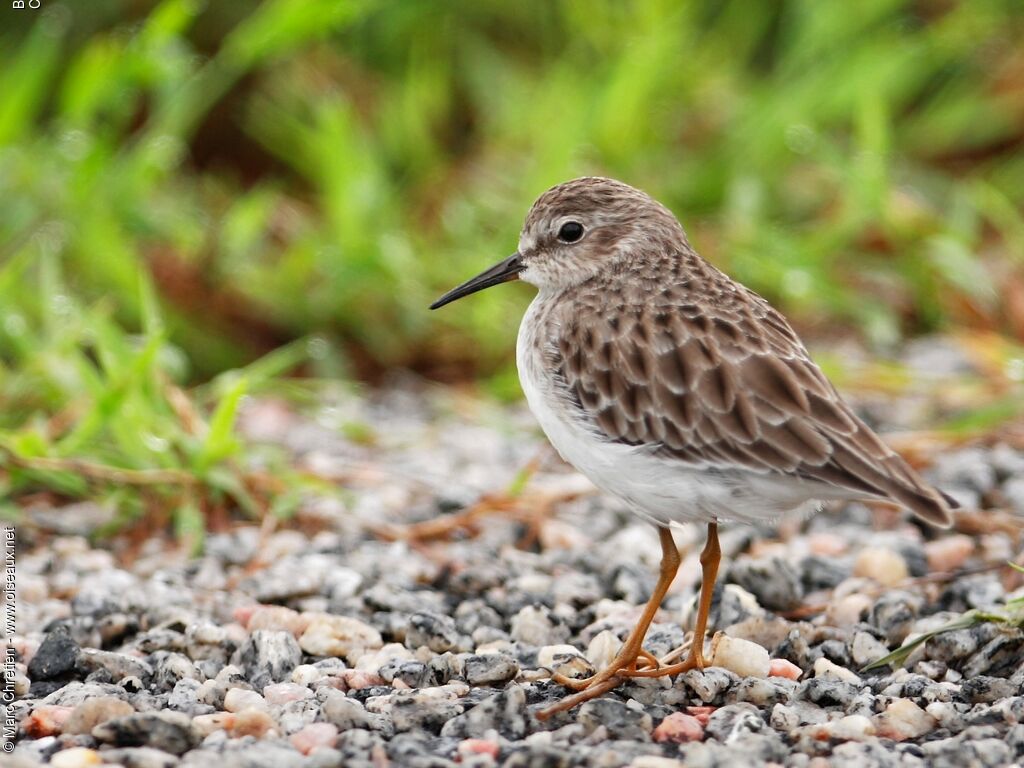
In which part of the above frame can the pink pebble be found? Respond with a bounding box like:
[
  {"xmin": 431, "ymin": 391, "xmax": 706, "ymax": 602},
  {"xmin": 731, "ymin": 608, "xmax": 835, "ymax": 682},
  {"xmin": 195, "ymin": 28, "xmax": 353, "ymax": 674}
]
[
  {"xmin": 339, "ymin": 670, "xmax": 385, "ymax": 690},
  {"xmin": 769, "ymin": 658, "xmax": 803, "ymax": 680},
  {"xmin": 233, "ymin": 605, "xmax": 258, "ymax": 626},
  {"xmin": 653, "ymin": 712, "xmax": 704, "ymax": 743},
  {"xmin": 685, "ymin": 705, "xmax": 716, "ymax": 726},
  {"xmin": 458, "ymin": 738, "xmax": 500, "ymax": 758},
  {"xmin": 263, "ymin": 682, "xmax": 313, "ymax": 704},
  {"xmin": 290, "ymin": 723, "xmax": 339, "ymax": 754},
  {"xmin": 23, "ymin": 705, "xmax": 74, "ymax": 737}
]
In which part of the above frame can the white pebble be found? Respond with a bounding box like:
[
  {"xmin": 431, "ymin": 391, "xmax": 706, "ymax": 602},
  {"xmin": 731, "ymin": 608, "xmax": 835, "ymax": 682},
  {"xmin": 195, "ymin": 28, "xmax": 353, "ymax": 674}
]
[
  {"xmin": 224, "ymin": 687, "xmax": 267, "ymax": 713},
  {"xmin": 853, "ymin": 547, "xmax": 908, "ymax": 587},
  {"xmin": 709, "ymin": 633, "xmax": 769, "ymax": 678},
  {"xmin": 825, "ymin": 594, "xmax": 873, "ymax": 627},
  {"xmin": 299, "ymin": 614, "xmax": 383, "ymax": 662},
  {"xmin": 354, "ymin": 642, "xmax": 413, "ymax": 672},
  {"xmin": 873, "ymin": 698, "xmax": 936, "ymax": 740},
  {"xmin": 536, "ymin": 644, "xmax": 584, "ymax": 669},
  {"xmin": 510, "ymin": 605, "xmax": 556, "ymax": 645},
  {"xmin": 832, "ymin": 714, "xmax": 876, "ymax": 740},
  {"xmin": 813, "ymin": 657, "xmax": 861, "ymax": 685},
  {"xmin": 586, "ymin": 630, "xmax": 620, "ymax": 670},
  {"xmin": 291, "ymin": 664, "xmax": 325, "ymax": 686}
]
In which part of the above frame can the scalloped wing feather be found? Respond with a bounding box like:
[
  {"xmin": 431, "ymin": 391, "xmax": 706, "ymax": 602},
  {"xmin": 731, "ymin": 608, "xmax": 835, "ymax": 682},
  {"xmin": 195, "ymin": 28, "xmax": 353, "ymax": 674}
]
[{"xmin": 550, "ymin": 291, "xmax": 955, "ymax": 527}]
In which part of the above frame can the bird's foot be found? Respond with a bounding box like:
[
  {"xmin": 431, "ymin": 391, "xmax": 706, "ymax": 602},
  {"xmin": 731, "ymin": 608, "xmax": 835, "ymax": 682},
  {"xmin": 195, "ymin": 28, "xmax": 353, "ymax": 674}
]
[{"xmin": 538, "ymin": 645, "xmax": 708, "ymax": 719}]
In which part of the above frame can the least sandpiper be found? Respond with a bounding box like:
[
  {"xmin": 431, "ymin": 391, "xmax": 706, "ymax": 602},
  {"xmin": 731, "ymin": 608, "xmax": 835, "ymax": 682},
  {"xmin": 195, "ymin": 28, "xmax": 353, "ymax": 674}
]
[{"xmin": 431, "ymin": 177, "xmax": 956, "ymax": 716}]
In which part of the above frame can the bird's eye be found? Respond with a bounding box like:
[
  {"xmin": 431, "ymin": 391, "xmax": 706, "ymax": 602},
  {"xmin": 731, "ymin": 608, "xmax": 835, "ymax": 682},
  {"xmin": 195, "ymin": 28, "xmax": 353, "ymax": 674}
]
[{"xmin": 557, "ymin": 221, "xmax": 584, "ymax": 243}]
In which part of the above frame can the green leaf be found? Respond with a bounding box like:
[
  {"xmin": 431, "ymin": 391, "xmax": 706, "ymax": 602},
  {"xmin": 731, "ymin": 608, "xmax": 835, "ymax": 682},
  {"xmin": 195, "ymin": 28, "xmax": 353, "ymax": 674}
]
[
  {"xmin": 862, "ymin": 610, "xmax": 1005, "ymax": 672},
  {"xmin": 192, "ymin": 376, "xmax": 247, "ymax": 475}
]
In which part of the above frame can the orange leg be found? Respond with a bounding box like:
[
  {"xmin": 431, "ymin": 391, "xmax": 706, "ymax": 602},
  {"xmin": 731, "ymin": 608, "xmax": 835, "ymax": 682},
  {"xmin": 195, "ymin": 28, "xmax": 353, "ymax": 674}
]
[
  {"xmin": 538, "ymin": 522, "xmax": 721, "ymax": 718},
  {"xmin": 629, "ymin": 521, "xmax": 720, "ymax": 677},
  {"xmin": 538, "ymin": 525, "xmax": 680, "ymax": 719},
  {"xmin": 634, "ymin": 647, "xmax": 661, "ymax": 671}
]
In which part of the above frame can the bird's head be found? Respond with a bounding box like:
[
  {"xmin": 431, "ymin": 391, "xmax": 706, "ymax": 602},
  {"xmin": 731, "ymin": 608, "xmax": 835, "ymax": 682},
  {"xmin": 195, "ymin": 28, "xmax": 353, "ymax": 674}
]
[{"xmin": 430, "ymin": 177, "xmax": 687, "ymax": 309}]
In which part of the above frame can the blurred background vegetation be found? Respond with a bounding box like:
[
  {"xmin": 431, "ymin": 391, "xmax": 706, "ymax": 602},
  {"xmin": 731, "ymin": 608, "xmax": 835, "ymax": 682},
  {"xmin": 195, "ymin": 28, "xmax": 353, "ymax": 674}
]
[{"xmin": 2, "ymin": 0, "xmax": 1023, "ymax": 532}]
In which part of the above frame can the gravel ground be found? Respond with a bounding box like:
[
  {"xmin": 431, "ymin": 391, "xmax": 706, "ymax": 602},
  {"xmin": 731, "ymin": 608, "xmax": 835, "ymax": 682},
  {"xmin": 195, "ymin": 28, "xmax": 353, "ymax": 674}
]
[{"xmin": 8, "ymin": 341, "xmax": 1024, "ymax": 768}]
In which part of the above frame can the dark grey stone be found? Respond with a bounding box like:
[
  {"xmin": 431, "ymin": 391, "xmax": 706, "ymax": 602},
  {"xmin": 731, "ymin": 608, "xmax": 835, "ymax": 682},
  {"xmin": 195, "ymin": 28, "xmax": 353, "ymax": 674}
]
[
  {"xmin": 92, "ymin": 712, "xmax": 199, "ymax": 755},
  {"xmin": 28, "ymin": 625, "xmax": 80, "ymax": 680},
  {"xmin": 729, "ymin": 556, "xmax": 803, "ymax": 611},
  {"xmin": 577, "ymin": 699, "xmax": 652, "ymax": 741},
  {"xmin": 440, "ymin": 684, "xmax": 528, "ymax": 741}
]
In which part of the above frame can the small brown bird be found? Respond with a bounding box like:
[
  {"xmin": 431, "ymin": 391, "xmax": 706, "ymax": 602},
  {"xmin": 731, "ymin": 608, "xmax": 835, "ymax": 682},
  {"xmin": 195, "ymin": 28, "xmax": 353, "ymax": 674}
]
[{"xmin": 431, "ymin": 177, "xmax": 956, "ymax": 716}]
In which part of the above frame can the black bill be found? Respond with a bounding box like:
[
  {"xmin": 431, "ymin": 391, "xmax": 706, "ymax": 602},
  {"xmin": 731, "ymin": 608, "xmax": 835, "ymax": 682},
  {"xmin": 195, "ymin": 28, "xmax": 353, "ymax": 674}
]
[{"xmin": 430, "ymin": 252, "xmax": 524, "ymax": 309}]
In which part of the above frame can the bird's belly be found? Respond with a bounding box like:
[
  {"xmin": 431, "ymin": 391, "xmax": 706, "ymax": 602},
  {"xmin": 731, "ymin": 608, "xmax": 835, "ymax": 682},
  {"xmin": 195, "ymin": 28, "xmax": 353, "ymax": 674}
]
[{"xmin": 517, "ymin": 313, "xmax": 821, "ymax": 525}]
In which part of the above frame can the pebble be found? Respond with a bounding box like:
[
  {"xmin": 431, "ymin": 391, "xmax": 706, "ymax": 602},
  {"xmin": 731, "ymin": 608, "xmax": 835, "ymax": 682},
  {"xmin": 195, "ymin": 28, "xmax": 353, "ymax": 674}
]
[
  {"xmin": 92, "ymin": 712, "xmax": 199, "ymax": 755},
  {"xmin": 685, "ymin": 668, "xmax": 739, "ymax": 703},
  {"xmin": 585, "ymin": 630, "xmax": 620, "ymax": 670},
  {"xmin": 728, "ymin": 556, "xmax": 803, "ymax": 611},
  {"xmin": 925, "ymin": 535, "xmax": 974, "ymax": 572},
  {"xmin": 223, "ymin": 687, "xmax": 267, "ymax": 712},
  {"xmin": 800, "ymin": 554, "xmax": 850, "ymax": 591},
  {"xmin": 192, "ymin": 712, "xmax": 235, "ymax": 737},
  {"xmin": 710, "ymin": 634, "xmax": 770, "ymax": 679},
  {"xmin": 405, "ymin": 611, "xmax": 461, "ymax": 653},
  {"xmin": 263, "ymin": 681, "xmax": 314, "ymax": 704},
  {"xmin": 510, "ymin": 604, "xmax": 561, "ymax": 646},
  {"xmin": 50, "ymin": 748, "xmax": 102, "ymax": 768},
  {"xmin": 320, "ymin": 689, "xmax": 374, "ymax": 730},
  {"xmin": 230, "ymin": 708, "xmax": 277, "ymax": 738},
  {"xmin": 285, "ymin": 722, "xmax": 338, "ymax": 754},
  {"xmin": 873, "ymin": 699, "xmax": 936, "ymax": 741},
  {"xmin": 798, "ymin": 714, "xmax": 876, "ymax": 742},
  {"xmin": 64, "ymin": 696, "xmax": 135, "ymax": 734},
  {"xmin": 457, "ymin": 737, "xmax": 500, "ymax": 759},
  {"xmin": 28, "ymin": 625, "xmax": 80, "ymax": 680},
  {"xmin": 653, "ymin": 712, "xmax": 704, "ymax": 743},
  {"xmin": 390, "ymin": 690, "xmax": 464, "ymax": 733},
  {"xmin": 299, "ymin": 614, "xmax": 383, "ymax": 661},
  {"xmin": 826, "ymin": 593, "xmax": 873, "ymax": 628},
  {"xmin": 853, "ymin": 547, "xmax": 908, "ymax": 586},
  {"xmin": 101, "ymin": 747, "xmax": 180, "ymax": 768},
  {"xmin": 730, "ymin": 677, "xmax": 797, "ymax": 707},
  {"xmin": 868, "ymin": 591, "xmax": 921, "ymax": 644},
  {"xmin": 242, "ymin": 605, "xmax": 307, "ymax": 635},
  {"xmin": 536, "ymin": 643, "xmax": 594, "ymax": 680},
  {"xmin": 78, "ymin": 649, "xmax": 153, "ymax": 681},
  {"xmin": 441, "ymin": 685, "xmax": 528, "ymax": 741},
  {"xmin": 578, "ymin": 699, "xmax": 653, "ymax": 741},
  {"xmin": 813, "ymin": 657, "xmax": 861, "ymax": 685},
  {"xmin": 22, "ymin": 705, "xmax": 74, "ymax": 737},
  {"xmin": 13, "ymin": 387, "xmax": 1024, "ymax": 767},
  {"xmin": 768, "ymin": 658, "xmax": 802, "ymax": 680},
  {"xmin": 463, "ymin": 652, "xmax": 520, "ymax": 685},
  {"xmin": 850, "ymin": 631, "xmax": 890, "ymax": 669}
]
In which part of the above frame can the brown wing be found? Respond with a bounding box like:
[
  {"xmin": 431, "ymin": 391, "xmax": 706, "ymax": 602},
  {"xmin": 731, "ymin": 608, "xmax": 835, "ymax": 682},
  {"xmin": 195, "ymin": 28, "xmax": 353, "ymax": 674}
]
[{"xmin": 551, "ymin": 295, "xmax": 954, "ymax": 526}]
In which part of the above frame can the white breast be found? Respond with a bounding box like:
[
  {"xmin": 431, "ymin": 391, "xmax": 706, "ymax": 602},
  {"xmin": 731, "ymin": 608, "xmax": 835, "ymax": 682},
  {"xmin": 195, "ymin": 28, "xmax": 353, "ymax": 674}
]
[{"xmin": 515, "ymin": 294, "xmax": 825, "ymax": 526}]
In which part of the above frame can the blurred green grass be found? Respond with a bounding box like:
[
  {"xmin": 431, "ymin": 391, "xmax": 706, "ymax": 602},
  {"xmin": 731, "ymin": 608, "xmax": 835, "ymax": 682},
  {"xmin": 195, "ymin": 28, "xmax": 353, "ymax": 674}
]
[
  {"xmin": 3, "ymin": 0, "xmax": 1023, "ymax": 382},
  {"xmin": 2, "ymin": 0, "xmax": 1024, "ymax": 532}
]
